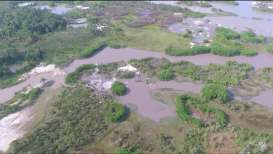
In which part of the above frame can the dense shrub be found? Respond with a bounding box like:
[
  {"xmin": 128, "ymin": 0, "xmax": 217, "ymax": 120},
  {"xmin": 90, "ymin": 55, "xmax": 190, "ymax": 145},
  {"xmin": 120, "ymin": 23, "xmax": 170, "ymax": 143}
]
[
  {"xmin": 266, "ymin": 44, "xmax": 273, "ymax": 53},
  {"xmin": 157, "ymin": 69, "xmax": 174, "ymax": 81},
  {"xmin": 65, "ymin": 64, "xmax": 96, "ymax": 84},
  {"xmin": 201, "ymin": 83, "xmax": 229, "ymax": 102},
  {"xmin": 0, "ymin": 7, "xmax": 67, "ymax": 38},
  {"xmin": 165, "ymin": 46, "xmax": 211, "ymax": 56},
  {"xmin": 240, "ymin": 31, "xmax": 264, "ymax": 43},
  {"xmin": 210, "ymin": 41, "xmax": 241, "ymax": 56},
  {"xmin": 111, "ymin": 81, "xmax": 127, "ymax": 96},
  {"xmin": 106, "ymin": 101, "xmax": 127, "ymax": 122},
  {"xmin": 215, "ymin": 27, "xmax": 240, "ymax": 40},
  {"xmin": 240, "ymin": 48, "xmax": 257, "ymax": 56}
]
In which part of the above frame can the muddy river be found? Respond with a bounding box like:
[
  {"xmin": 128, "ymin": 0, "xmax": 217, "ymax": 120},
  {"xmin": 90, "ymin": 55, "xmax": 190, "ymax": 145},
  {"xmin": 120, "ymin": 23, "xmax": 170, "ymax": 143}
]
[{"xmin": 2, "ymin": 47, "xmax": 273, "ymax": 105}]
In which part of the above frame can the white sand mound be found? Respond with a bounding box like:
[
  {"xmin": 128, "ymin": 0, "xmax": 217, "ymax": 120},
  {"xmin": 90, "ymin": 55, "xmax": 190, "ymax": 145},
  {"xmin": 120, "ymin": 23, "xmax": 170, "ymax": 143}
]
[{"xmin": 118, "ymin": 64, "xmax": 138, "ymax": 72}]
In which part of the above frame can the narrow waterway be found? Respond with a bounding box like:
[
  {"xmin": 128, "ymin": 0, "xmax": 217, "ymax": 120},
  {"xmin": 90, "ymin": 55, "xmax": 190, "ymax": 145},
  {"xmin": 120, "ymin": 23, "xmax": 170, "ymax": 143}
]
[{"xmin": 2, "ymin": 47, "xmax": 273, "ymax": 105}]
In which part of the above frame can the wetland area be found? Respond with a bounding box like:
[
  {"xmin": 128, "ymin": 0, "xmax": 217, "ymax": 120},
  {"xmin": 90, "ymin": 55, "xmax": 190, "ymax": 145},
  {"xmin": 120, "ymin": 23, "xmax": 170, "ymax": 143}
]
[{"xmin": 1, "ymin": 1, "xmax": 273, "ymax": 154}]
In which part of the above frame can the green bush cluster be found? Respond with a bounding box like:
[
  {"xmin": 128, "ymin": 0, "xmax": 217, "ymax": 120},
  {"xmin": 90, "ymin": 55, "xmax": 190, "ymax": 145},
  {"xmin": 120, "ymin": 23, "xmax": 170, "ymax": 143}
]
[
  {"xmin": 157, "ymin": 69, "xmax": 174, "ymax": 81},
  {"xmin": 65, "ymin": 64, "xmax": 96, "ymax": 84},
  {"xmin": 201, "ymin": 83, "xmax": 229, "ymax": 102},
  {"xmin": 106, "ymin": 101, "xmax": 127, "ymax": 122},
  {"xmin": 111, "ymin": 81, "xmax": 127, "ymax": 96},
  {"xmin": 165, "ymin": 46, "xmax": 211, "ymax": 56},
  {"xmin": 240, "ymin": 31, "xmax": 264, "ymax": 43},
  {"xmin": 215, "ymin": 27, "xmax": 240, "ymax": 40}
]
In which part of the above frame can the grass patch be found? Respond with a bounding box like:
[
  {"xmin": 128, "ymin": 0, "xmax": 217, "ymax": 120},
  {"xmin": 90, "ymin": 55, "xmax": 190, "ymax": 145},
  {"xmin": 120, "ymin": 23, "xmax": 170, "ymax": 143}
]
[{"xmin": 122, "ymin": 25, "xmax": 191, "ymax": 52}]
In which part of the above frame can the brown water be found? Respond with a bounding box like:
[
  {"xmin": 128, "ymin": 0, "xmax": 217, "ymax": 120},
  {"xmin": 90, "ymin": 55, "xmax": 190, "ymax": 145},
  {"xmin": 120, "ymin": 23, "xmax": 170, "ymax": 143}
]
[
  {"xmin": 118, "ymin": 79, "xmax": 203, "ymax": 122},
  {"xmin": 251, "ymin": 89, "xmax": 273, "ymax": 107},
  {"xmin": 2, "ymin": 47, "xmax": 273, "ymax": 105}
]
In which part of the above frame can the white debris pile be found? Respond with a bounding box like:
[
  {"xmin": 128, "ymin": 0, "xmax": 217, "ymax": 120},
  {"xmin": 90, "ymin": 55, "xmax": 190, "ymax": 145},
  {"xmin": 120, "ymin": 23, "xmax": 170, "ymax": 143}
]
[
  {"xmin": 85, "ymin": 73, "xmax": 116, "ymax": 91},
  {"xmin": 18, "ymin": 2, "xmax": 34, "ymax": 7},
  {"xmin": 118, "ymin": 64, "xmax": 138, "ymax": 72},
  {"xmin": 19, "ymin": 64, "xmax": 65, "ymax": 81},
  {"xmin": 29, "ymin": 64, "xmax": 56, "ymax": 75},
  {"xmin": 76, "ymin": 5, "xmax": 90, "ymax": 10}
]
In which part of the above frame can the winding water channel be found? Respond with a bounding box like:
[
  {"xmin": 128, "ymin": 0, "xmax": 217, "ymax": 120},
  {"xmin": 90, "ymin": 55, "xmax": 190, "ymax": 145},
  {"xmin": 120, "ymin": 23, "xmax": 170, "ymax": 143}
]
[{"xmin": 2, "ymin": 47, "xmax": 273, "ymax": 105}]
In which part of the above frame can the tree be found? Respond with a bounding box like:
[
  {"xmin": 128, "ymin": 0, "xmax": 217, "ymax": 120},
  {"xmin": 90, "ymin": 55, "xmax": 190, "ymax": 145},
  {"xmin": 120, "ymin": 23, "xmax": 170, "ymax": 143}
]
[
  {"xmin": 111, "ymin": 81, "xmax": 127, "ymax": 96},
  {"xmin": 106, "ymin": 102, "xmax": 127, "ymax": 122}
]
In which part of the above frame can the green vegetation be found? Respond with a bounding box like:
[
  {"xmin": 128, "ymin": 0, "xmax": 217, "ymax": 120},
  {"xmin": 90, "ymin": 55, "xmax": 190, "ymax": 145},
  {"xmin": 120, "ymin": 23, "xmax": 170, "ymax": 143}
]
[
  {"xmin": 157, "ymin": 69, "xmax": 174, "ymax": 81},
  {"xmin": 98, "ymin": 62, "xmax": 121, "ymax": 75},
  {"xmin": 111, "ymin": 81, "xmax": 127, "ymax": 96},
  {"xmin": 116, "ymin": 71, "xmax": 135, "ymax": 79},
  {"xmin": 266, "ymin": 44, "xmax": 273, "ymax": 53},
  {"xmin": 0, "ymin": 7, "xmax": 66, "ymax": 38},
  {"xmin": 165, "ymin": 27, "xmax": 263, "ymax": 57},
  {"xmin": 65, "ymin": 64, "xmax": 96, "ymax": 84},
  {"xmin": 10, "ymin": 86, "xmax": 115, "ymax": 154},
  {"xmin": 180, "ymin": 1, "xmax": 212, "ymax": 7},
  {"xmin": 175, "ymin": 94, "xmax": 229, "ymax": 127},
  {"xmin": 130, "ymin": 58, "xmax": 252, "ymax": 86},
  {"xmin": 0, "ymin": 88, "xmax": 42, "ymax": 119},
  {"xmin": 201, "ymin": 83, "xmax": 229, "ymax": 102},
  {"xmin": 115, "ymin": 147, "xmax": 139, "ymax": 154},
  {"xmin": 240, "ymin": 31, "xmax": 264, "ymax": 43},
  {"xmin": 165, "ymin": 46, "xmax": 211, "ymax": 56},
  {"xmin": 106, "ymin": 101, "xmax": 127, "ymax": 122},
  {"xmin": 122, "ymin": 25, "xmax": 191, "ymax": 52},
  {"xmin": 235, "ymin": 127, "xmax": 273, "ymax": 154}
]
